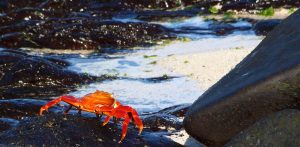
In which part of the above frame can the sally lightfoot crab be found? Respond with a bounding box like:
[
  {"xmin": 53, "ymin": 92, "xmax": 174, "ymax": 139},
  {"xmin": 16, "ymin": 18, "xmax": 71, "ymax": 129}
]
[{"xmin": 39, "ymin": 90, "xmax": 143, "ymax": 143}]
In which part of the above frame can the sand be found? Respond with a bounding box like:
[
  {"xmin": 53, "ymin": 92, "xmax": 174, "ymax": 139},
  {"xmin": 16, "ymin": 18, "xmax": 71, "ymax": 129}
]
[
  {"xmin": 166, "ymin": 129, "xmax": 204, "ymax": 146},
  {"xmin": 158, "ymin": 47, "xmax": 254, "ymax": 91},
  {"xmin": 158, "ymin": 47, "xmax": 256, "ymax": 146}
]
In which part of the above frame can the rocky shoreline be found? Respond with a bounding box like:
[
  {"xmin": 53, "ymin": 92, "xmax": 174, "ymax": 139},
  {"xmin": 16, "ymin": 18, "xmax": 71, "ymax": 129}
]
[
  {"xmin": 0, "ymin": 0, "xmax": 295, "ymax": 50},
  {"xmin": 0, "ymin": 0, "xmax": 300, "ymax": 146},
  {"xmin": 0, "ymin": 98, "xmax": 189, "ymax": 146}
]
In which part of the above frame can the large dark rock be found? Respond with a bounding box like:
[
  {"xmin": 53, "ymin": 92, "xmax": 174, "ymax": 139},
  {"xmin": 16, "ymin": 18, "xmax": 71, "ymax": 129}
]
[
  {"xmin": 184, "ymin": 9, "xmax": 300, "ymax": 146},
  {"xmin": 0, "ymin": 114, "xmax": 181, "ymax": 146},
  {"xmin": 225, "ymin": 109, "xmax": 300, "ymax": 147},
  {"xmin": 0, "ymin": 50, "xmax": 100, "ymax": 99}
]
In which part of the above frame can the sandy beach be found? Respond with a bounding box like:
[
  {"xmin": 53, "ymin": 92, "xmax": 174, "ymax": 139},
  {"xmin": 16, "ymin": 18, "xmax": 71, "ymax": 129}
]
[{"xmin": 158, "ymin": 47, "xmax": 255, "ymax": 91}]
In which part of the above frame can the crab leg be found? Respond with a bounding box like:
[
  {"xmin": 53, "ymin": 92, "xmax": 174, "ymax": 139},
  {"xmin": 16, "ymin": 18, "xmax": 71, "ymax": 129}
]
[
  {"xmin": 96, "ymin": 105, "xmax": 143, "ymax": 143},
  {"xmin": 112, "ymin": 105, "xmax": 143, "ymax": 135},
  {"xmin": 129, "ymin": 108, "xmax": 143, "ymax": 135},
  {"xmin": 102, "ymin": 116, "xmax": 112, "ymax": 126},
  {"xmin": 40, "ymin": 95, "xmax": 80, "ymax": 115},
  {"xmin": 120, "ymin": 114, "xmax": 130, "ymax": 143},
  {"xmin": 64, "ymin": 105, "xmax": 73, "ymax": 114}
]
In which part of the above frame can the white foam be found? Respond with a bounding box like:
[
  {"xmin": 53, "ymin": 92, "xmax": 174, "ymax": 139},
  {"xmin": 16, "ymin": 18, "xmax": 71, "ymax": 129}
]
[
  {"xmin": 70, "ymin": 78, "xmax": 202, "ymax": 113},
  {"xmin": 153, "ymin": 16, "xmax": 211, "ymax": 29},
  {"xmin": 231, "ymin": 21, "xmax": 253, "ymax": 28}
]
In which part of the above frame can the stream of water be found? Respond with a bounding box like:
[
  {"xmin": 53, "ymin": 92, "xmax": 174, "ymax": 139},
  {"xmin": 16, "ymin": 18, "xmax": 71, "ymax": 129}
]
[{"xmin": 66, "ymin": 16, "xmax": 263, "ymax": 113}]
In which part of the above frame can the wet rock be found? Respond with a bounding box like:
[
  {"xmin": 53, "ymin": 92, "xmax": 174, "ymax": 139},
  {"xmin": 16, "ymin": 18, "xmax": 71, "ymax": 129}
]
[
  {"xmin": 143, "ymin": 104, "xmax": 190, "ymax": 131},
  {"xmin": 0, "ymin": 99, "xmax": 59, "ymax": 133},
  {"xmin": 221, "ymin": 0, "xmax": 257, "ymax": 12},
  {"xmin": 4, "ymin": 0, "xmax": 114, "ymax": 14},
  {"xmin": 0, "ymin": 19, "xmax": 174, "ymax": 50},
  {"xmin": 0, "ymin": 118, "xmax": 19, "ymax": 132},
  {"xmin": 121, "ymin": 0, "xmax": 183, "ymax": 10},
  {"xmin": 143, "ymin": 114, "xmax": 183, "ymax": 131},
  {"xmin": 226, "ymin": 109, "xmax": 300, "ymax": 147},
  {"xmin": 136, "ymin": 9, "xmax": 200, "ymax": 21},
  {"xmin": 0, "ymin": 0, "xmax": 8, "ymax": 10},
  {"xmin": 171, "ymin": 20, "xmax": 251, "ymax": 36},
  {"xmin": 2, "ymin": 0, "xmax": 299, "ymax": 19},
  {"xmin": 210, "ymin": 21, "xmax": 252, "ymax": 35},
  {"xmin": 4, "ymin": 0, "xmax": 182, "ymax": 12},
  {"xmin": 183, "ymin": 0, "xmax": 221, "ymax": 10},
  {"xmin": 0, "ymin": 0, "xmax": 176, "ymax": 50},
  {"xmin": 0, "ymin": 121, "xmax": 10, "ymax": 132},
  {"xmin": 0, "ymin": 50, "xmax": 100, "ymax": 99},
  {"xmin": 43, "ymin": 56, "xmax": 71, "ymax": 67},
  {"xmin": 184, "ymin": 9, "xmax": 300, "ymax": 146},
  {"xmin": 0, "ymin": 114, "xmax": 181, "ymax": 146},
  {"xmin": 141, "ymin": 75, "xmax": 179, "ymax": 83},
  {"xmin": 157, "ymin": 104, "xmax": 190, "ymax": 117},
  {"xmin": 0, "ymin": 99, "xmax": 59, "ymax": 119},
  {"xmin": 254, "ymin": 19, "xmax": 282, "ymax": 35}
]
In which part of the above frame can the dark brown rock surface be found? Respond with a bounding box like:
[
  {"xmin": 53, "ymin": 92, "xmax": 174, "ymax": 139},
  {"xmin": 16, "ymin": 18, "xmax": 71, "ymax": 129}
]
[
  {"xmin": 0, "ymin": 99, "xmax": 186, "ymax": 146},
  {"xmin": 225, "ymin": 109, "xmax": 300, "ymax": 147},
  {"xmin": 0, "ymin": 50, "xmax": 101, "ymax": 99},
  {"xmin": 184, "ymin": 9, "xmax": 300, "ymax": 146},
  {"xmin": 0, "ymin": 114, "xmax": 181, "ymax": 146},
  {"xmin": 0, "ymin": 0, "xmax": 175, "ymax": 50}
]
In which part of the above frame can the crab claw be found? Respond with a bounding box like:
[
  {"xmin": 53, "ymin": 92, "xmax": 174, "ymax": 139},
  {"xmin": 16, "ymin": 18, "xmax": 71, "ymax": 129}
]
[{"xmin": 39, "ymin": 95, "xmax": 79, "ymax": 116}]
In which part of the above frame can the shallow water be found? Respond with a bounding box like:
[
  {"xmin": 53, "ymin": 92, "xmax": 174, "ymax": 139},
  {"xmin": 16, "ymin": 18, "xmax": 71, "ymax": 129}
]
[
  {"xmin": 67, "ymin": 49, "xmax": 203, "ymax": 113},
  {"xmin": 153, "ymin": 17, "xmax": 251, "ymax": 29},
  {"xmin": 66, "ymin": 16, "xmax": 263, "ymax": 113}
]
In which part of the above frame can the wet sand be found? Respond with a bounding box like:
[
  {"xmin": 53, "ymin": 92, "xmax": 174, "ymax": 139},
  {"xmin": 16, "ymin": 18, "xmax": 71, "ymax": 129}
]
[{"xmin": 158, "ymin": 47, "xmax": 254, "ymax": 91}]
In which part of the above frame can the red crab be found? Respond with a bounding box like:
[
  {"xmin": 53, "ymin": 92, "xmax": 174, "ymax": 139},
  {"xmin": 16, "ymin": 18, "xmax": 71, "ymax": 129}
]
[{"xmin": 39, "ymin": 90, "xmax": 143, "ymax": 143}]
